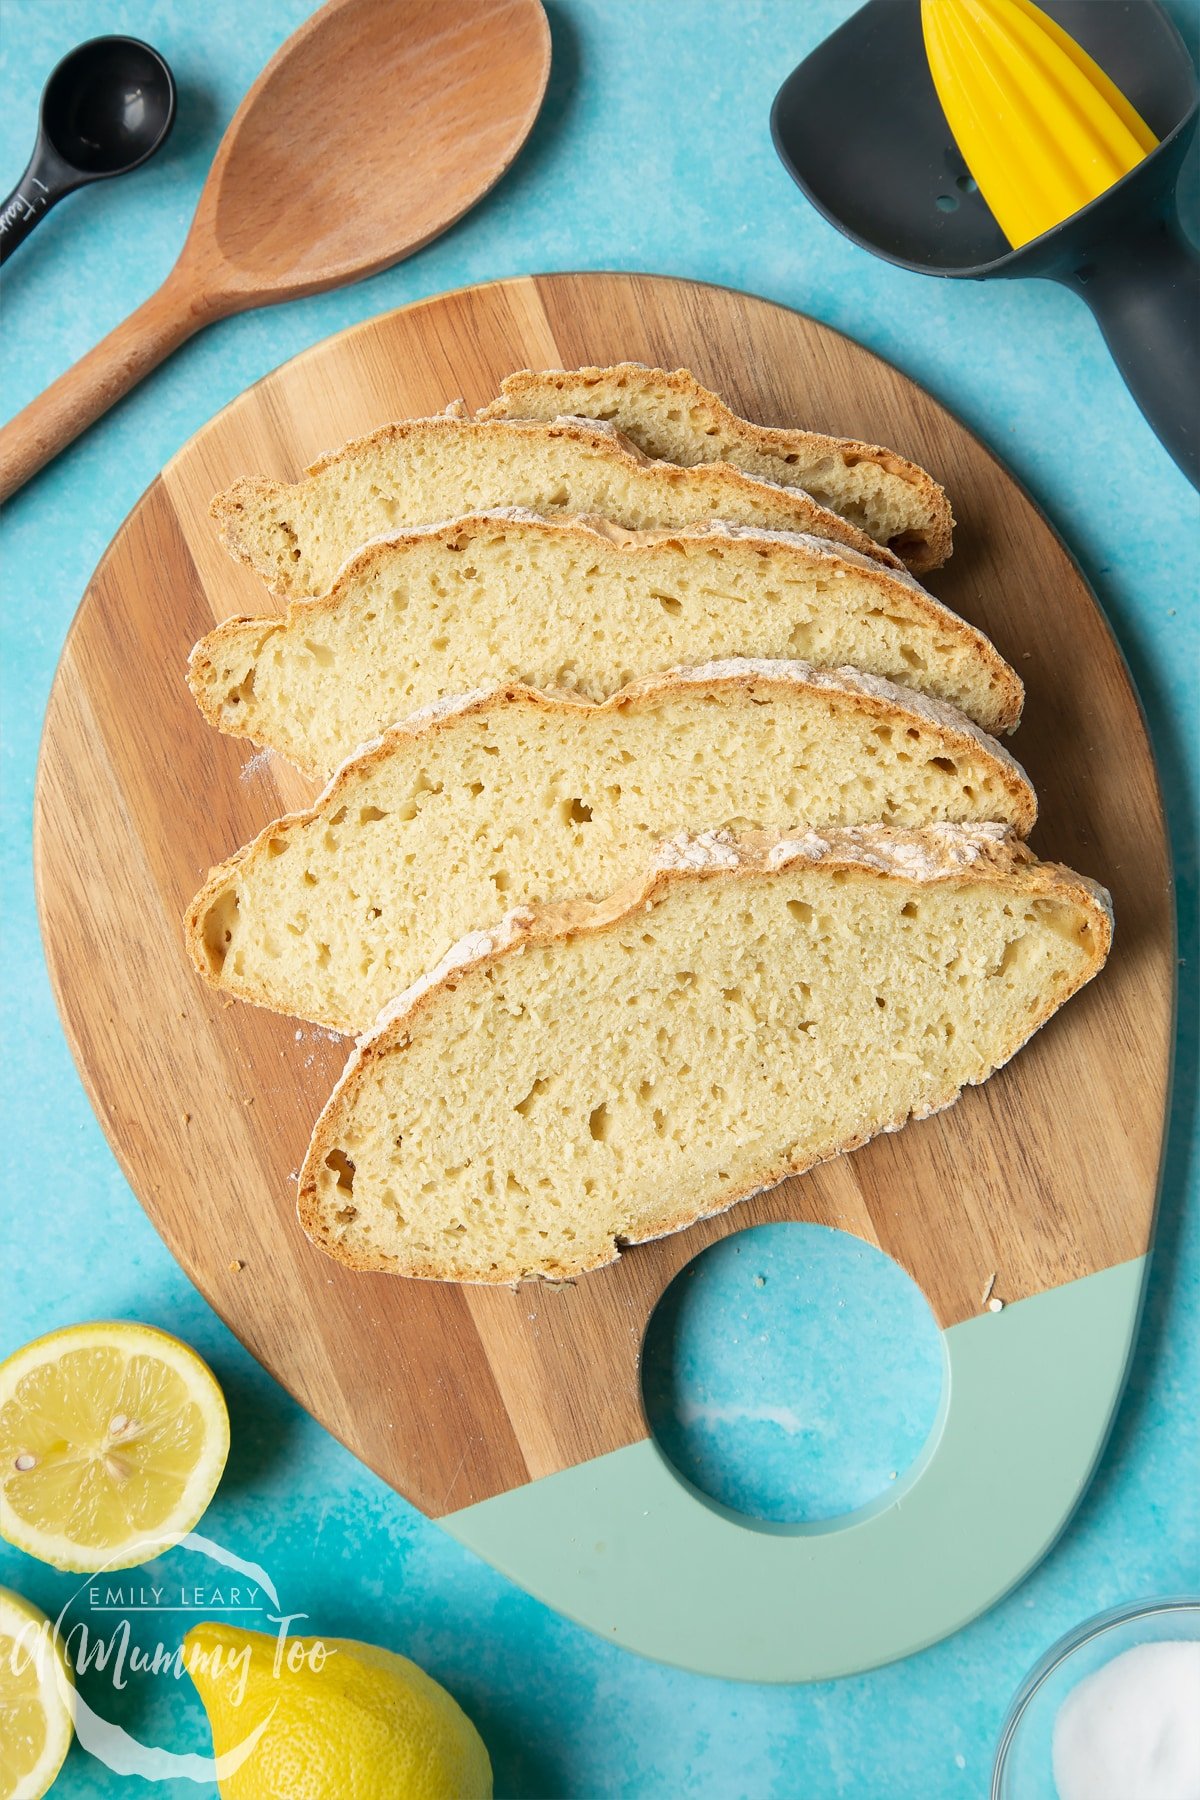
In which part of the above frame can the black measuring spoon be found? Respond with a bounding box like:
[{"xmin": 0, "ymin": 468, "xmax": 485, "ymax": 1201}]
[
  {"xmin": 772, "ymin": 0, "xmax": 1199, "ymax": 487},
  {"xmin": 1, "ymin": 36, "xmax": 176, "ymax": 265}
]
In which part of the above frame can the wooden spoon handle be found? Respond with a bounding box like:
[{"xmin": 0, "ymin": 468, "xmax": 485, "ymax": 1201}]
[{"xmin": 0, "ymin": 269, "xmax": 214, "ymax": 503}]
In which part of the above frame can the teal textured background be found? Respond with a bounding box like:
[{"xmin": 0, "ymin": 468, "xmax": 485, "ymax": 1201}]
[{"xmin": 1, "ymin": 2, "xmax": 1197, "ymax": 1794}]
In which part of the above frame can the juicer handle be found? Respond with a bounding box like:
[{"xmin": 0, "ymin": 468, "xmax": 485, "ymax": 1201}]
[{"xmin": 1066, "ymin": 212, "xmax": 1200, "ymax": 489}]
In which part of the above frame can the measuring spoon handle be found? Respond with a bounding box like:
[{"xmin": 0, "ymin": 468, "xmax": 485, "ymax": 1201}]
[
  {"xmin": 0, "ymin": 266, "xmax": 215, "ymax": 502},
  {"xmin": 0, "ymin": 140, "xmax": 82, "ymax": 266}
]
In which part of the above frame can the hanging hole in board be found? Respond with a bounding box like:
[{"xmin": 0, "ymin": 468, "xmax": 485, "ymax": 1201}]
[{"xmin": 640, "ymin": 1222, "xmax": 944, "ymax": 1526}]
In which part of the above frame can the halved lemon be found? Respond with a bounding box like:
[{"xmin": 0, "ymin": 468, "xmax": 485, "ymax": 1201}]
[
  {"xmin": 0, "ymin": 1587, "xmax": 74, "ymax": 1800},
  {"xmin": 0, "ymin": 1323, "xmax": 229, "ymax": 1572}
]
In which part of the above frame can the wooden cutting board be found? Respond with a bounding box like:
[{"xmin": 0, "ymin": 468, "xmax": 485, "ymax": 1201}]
[{"xmin": 34, "ymin": 276, "xmax": 1172, "ymax": 1675}]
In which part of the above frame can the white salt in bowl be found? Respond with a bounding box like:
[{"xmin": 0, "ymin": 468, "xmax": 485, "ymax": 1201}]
[{"xmin": 992, "ymin": 1597, "xmax": 1200, "ymax": 1800}]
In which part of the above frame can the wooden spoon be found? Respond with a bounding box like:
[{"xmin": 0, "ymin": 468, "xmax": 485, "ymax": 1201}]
[{"xmin": 0, "ymin": 0, "xmax": 550, "ymax": 502}]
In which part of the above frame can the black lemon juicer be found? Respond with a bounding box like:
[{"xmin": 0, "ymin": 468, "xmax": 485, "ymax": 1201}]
[{"xmin": 771, "ymin": 0, "xmax": 1199, "ymax": 487}]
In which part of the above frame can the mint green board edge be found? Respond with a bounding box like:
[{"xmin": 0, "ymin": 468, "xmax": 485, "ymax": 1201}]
[{"xmin": 441, "ymin": 1257, "xmax": 1147, "ymax": 1681}]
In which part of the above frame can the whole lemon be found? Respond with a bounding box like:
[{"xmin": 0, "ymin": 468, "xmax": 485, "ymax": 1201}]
[{"xmin": 185, "ymin": 1620, "xmax": 492, "ymax": 1800}]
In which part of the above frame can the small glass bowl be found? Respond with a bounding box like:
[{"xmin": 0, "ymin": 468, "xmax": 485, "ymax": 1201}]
[{"xmin": 992, "ymin": 1596, "xmax": 1200, "ymax": 1799}]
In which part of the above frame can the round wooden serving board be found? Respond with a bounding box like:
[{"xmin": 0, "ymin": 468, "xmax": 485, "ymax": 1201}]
[{"xmin": 36, "ymin": 278, "xmax": 1170, "ymax": 1574}]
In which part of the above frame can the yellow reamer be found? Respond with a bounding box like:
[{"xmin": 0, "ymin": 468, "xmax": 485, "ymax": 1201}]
[{"xmin": 921, "ymin": 0, "xmax": 1159, "ymax": 249}]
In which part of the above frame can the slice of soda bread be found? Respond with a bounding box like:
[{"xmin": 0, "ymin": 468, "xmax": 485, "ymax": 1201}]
[
  {"xmin": 477, "ymin": 363, "xmax": 954, "ymax": 571},
  {"xmin": 210, "ymin": 414, "xmax": 903, "ymax": 602},
  {"xmin": 189, "ymin": 513, "xmax": 1021, "ymax": 780},
  {"xmin": 185, "ymin": 662, "xmax": 1036, "ymax": 1034},
  {"xmin": 297, "ymin": 824, "xmax": 1111, "ymax": 1281}
]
